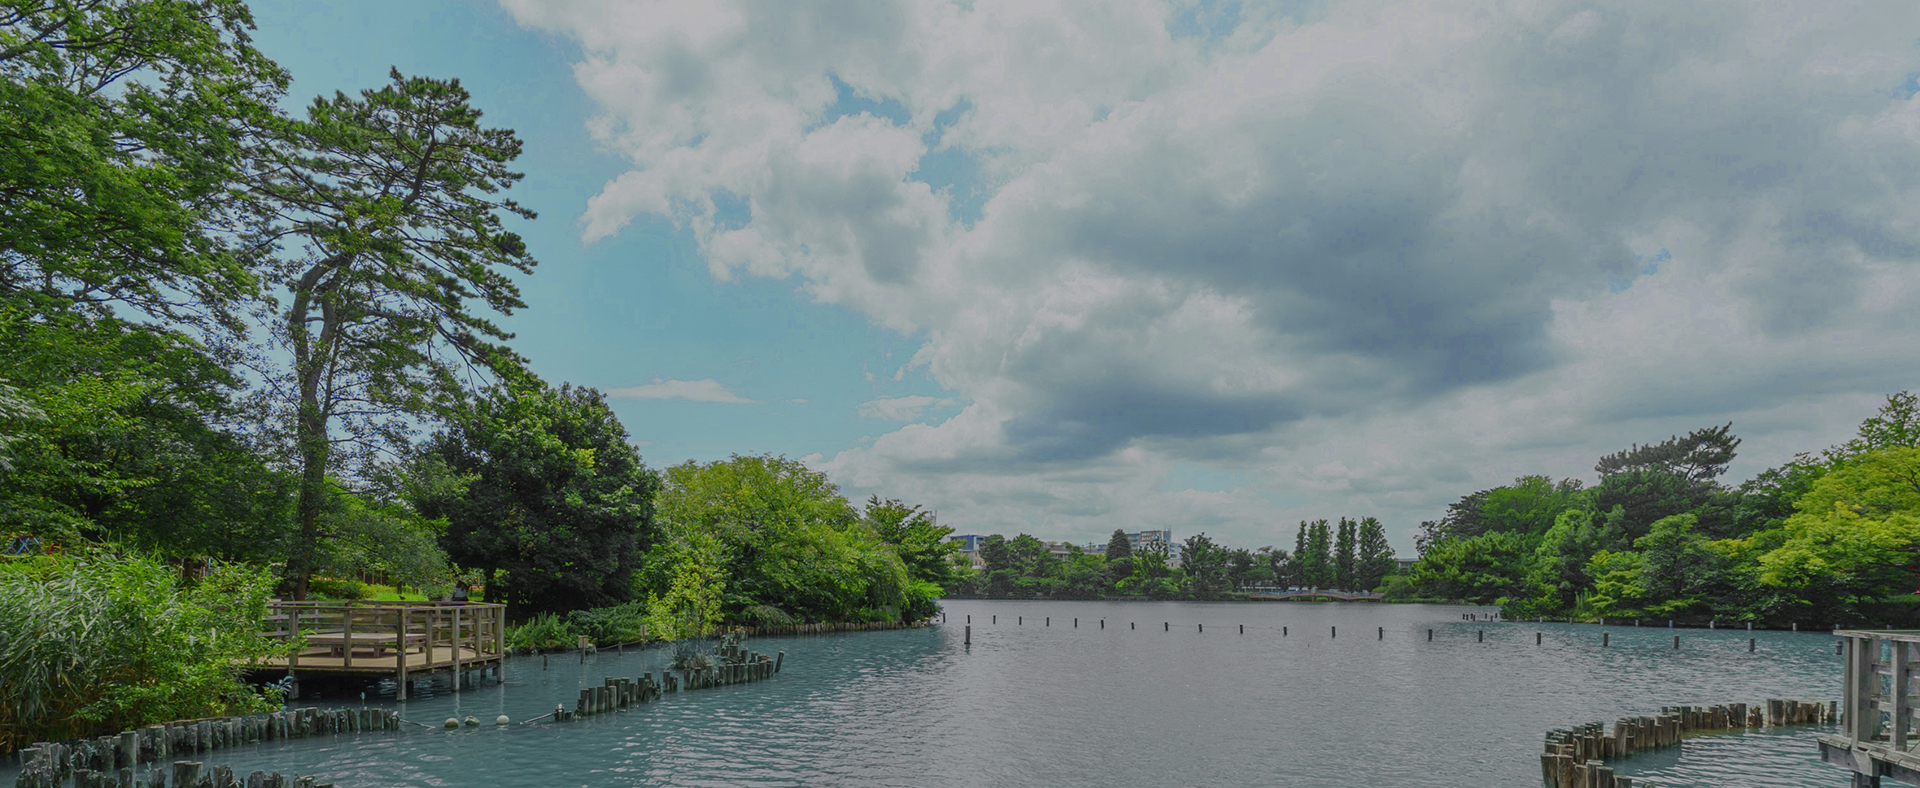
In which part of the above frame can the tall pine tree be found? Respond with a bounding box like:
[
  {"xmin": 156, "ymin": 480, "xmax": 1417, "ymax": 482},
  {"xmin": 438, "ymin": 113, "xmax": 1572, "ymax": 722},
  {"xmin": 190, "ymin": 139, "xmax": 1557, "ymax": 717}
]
[
  {"xmin": 1355, "ymin": 516, "xmax": 1396, "ymax": 591},
  {"xmin": 1335, "ymin": 517, "xmax": 1357, "ymax": 590},
  {"xmin": 1304, "ymin": 519, "xmax": 1334, "ymax": 588},
  {"xmin": 1105, "ymin": 529, "xmax": 1134, "ymax": 562}
]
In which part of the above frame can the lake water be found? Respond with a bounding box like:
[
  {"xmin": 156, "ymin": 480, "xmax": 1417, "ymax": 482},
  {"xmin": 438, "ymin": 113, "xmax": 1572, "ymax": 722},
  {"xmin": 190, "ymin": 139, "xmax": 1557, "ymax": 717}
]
[{"xmin": 11, "ymin": 601, "xmax": 1850, "ymax": 786}]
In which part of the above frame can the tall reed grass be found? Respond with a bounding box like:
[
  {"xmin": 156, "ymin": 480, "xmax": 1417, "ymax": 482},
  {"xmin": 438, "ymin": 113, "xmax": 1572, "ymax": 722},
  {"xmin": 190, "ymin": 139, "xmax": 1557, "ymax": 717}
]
[{"xmin": 0, "ymin": 548, "xmax": 286, "ymax": 752}]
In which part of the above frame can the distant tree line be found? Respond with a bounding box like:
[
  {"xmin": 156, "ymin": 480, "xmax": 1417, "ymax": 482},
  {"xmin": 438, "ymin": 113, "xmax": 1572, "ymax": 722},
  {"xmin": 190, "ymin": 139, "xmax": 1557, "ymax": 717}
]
[
  {"xmin": 1399, "ymin": 392, "xmax": 1920, "ymax": 627},
  {"xmin": 948, "ymin": 517, "xmax": 1399, "ymax": 601}
]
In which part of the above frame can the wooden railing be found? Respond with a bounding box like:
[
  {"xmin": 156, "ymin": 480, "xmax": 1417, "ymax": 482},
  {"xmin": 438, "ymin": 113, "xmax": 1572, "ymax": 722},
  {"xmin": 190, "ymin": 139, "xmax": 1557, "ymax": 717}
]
[
  {"xmin": 1822, "ymin": 629, "xmax": 1920, "ymax": 787},
  {"xmin": 263, "ymin": 601, "xmax": 505, "ymax": 698}
]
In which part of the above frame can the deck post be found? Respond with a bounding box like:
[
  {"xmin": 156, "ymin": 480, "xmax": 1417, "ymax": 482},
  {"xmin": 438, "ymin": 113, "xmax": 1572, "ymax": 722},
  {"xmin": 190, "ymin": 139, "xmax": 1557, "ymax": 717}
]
[
  {"xmin": 452, "ymin": 606, "xmax": 462, "ymax": 693},
  {"xmin": 288, "ymin": 606, "xmax": 300, "ymax": 670},
  {"xmin": 341, "ymin": 604, "xmax": 354, "ymax": 671},
  {"xmin": 1894, "ymin": 641, "xmax": 1910, "ymax": 750},
  {"xmin": 396, "ymin": 607, "xmax": 409, "ymax": 701}
]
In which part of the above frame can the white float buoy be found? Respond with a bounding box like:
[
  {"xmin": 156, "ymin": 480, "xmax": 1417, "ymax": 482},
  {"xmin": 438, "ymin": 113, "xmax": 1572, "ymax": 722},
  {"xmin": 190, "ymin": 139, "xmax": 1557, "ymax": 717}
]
[
  {"xmin": 496, "ymin": 715, "xmax": 510, "ymax": 726},
  {"xmin": 444, "ymin": 718, "xmax": 459, "ymax": 728}
]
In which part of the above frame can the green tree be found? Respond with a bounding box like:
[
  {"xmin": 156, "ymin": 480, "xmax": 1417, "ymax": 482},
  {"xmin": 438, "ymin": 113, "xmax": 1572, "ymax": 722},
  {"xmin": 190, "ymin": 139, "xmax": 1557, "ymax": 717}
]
[
  {"xmin": 0, "ymin": 0, "xmax": 286, "ymax": 331},
  {"xmin": 1633, "ymin": 513, "xmax": 1717, "ymax": 617},
  {"xmin": 257, "ymin": 69, "xmax": 537, "ymax": 598},
  {"xmin": 1105, "ymin": 529, "xmax": 1133, "ymax": 562},
  {"xmin": 1828, "ymin": 391, "xmax": 1920, "ymax": 462},
  {"xmin": 1180, "ymin": 532, "xmax": 1230, "ymax": 599},
  {"xmin": 414, "ymin": 383, "xmax": 657, "ymax": 614},
  {"xmin": 0, "ymin": 308, "xmax": 292, "ymax": 557},
  {"xmin": 1303, "ymin": 519, "xmax": 1334, "ymax": 588},
  {"xmin": 1292, "ymin": 522, "xmax": 1309, "ymax": 586},
  {"xmin": 862, "ymin": 496, "xmax": 960, "ymax": 588},
  {"xmin": 1355, "ymin": 516, "xmax": 1396, "ymax": 591},
  {"xmin": 650, "ymin": 455, "xmax": 930, "ymax": 622},
  {"xmin": 1334, "ymin": 517, "xmax": 1357, "ymax": 590},
  {"xmin": 1406, "ymin": 531, "xmax": 1533, "ymax": 604},
  {"xmin": 1758, "ymin": 447, "xmax": 1920, "ymax": 623}
]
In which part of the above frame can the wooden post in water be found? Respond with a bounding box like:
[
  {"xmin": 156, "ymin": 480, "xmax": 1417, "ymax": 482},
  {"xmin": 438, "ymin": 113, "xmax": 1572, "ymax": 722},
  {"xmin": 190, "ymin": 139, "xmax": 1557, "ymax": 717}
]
[
  {"xmin": 1537, "ymin": 632, "xmax": 1542, "ymax": 645},
  {"xmin": 1240, "ymin": 624, "xmax": 1244, "ymax": 635},
  {"xmin": 1198, "ymin": 623, "xmax": 1203, "ymax": 633},
  {"xmin": 1331, "ymin": 626, "xmax": 1336, "ymax": 639},
  {"xmin": 964, "ymin": 625, "xmax": 970, "ymax": 646},
  {"xmin": 1673, "ymin": 635, "xmax": 1680, "ymax": 649},
  {"xmin": 1428, "ymin": 629, "xmax": 1433, "ymax": 641},
  {"xmin": 1478, "ymin": 630, "xmax": 1483, "ymax": 642},
  {"xmin": 1164, "ymin": 622, "xmax": 1169, "ymax": 631},
  {"xmin": 1378, "ymin": 627, "xmax": 1383, "ymax": 640},
  {"xmin": 1603, "ymin": 632, "xmax": 1609, "ymax": 647},
  {"xmin": 452, "ymin": 606, "xmax": 462, "ymax": 693},
  {"xmin": 1750, "ymin": 638, "xmax": 1756, "ymax": 652},
  {"xmin": 396, "ymin": 608, "xmax": 409, "ymax": 701}
]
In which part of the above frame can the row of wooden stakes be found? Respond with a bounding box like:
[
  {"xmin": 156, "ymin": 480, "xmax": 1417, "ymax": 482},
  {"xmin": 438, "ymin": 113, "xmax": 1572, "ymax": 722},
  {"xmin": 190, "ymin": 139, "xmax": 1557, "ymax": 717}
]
[
  {"xmin": 14, "ymin": 707, "xmax": 394, "ymax": 788},
  {"xmin": 555, "ymin": 648, "xmax": 784, "ymax": 722},
  {"xmin": 19, "ymin": 760, "xmax": 336, "ymax": 788},
  {"xmin": 731, "ymin": 621, "xmax": 920, "ymax": 636},
  {"xmin": 1540, "ymin": 698, "xmax": 1834, "ymax": 788}
]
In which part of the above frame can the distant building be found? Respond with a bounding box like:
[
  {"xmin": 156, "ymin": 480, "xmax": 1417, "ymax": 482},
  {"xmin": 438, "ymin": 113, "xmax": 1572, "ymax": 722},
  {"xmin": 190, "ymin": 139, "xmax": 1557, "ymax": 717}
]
[
  {"xmin": 947, "ymin": 534, "xmax": 989, "ymax": 570},
  {"xmin": 1395, "ymin": 557, "xmax": 1417, "ymax": 573}
]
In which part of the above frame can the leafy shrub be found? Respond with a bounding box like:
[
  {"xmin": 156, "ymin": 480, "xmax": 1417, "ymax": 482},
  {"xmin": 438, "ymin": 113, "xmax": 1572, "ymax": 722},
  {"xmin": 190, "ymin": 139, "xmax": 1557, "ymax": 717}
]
[
  {"xmin": 0, "ymin": 548, "xmax": 285, "ymax": 750},
  {"xmin": 504, "ymin": 613, "xmax": 577, "ymax": 651},
  {"xmin": 568, "ymin": 602, "xmax": 647, "ymax": 645},
  {"xmin": 740, "ymin": 604, "xmax": 795, "ymax": 627},
  {"xmin": 306, "ymin": 577, "xmax": 364, "ymax": 600}
]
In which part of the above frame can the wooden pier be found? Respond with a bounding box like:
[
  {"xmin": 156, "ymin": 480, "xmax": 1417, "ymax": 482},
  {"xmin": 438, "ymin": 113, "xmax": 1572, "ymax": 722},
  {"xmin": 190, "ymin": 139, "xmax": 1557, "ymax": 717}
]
[
  {"xmin": 1821, "ymin": 629, "xmax": 1920, "ymax": 787},
  {"xmin": 257, "ymin": 601, "xmax": 505, "ymax": 699}
]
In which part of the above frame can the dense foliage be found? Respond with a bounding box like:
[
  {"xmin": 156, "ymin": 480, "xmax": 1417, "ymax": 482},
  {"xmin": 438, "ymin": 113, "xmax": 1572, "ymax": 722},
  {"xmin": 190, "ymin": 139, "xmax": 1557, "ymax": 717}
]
[
  {"xmin": 0, "ymin": 549, "xmax": 285, "ymax": 750},
  {"xmin": 640, "ymin": 455, "xmax": 945, "ymax": 638},
  {"xmin": 1403, "ymin": 393, "xmax": 1920, "ymax": 627},
  {"xmin": 415, "ymin": 383, "xmax": 657, "ymax": 614}
]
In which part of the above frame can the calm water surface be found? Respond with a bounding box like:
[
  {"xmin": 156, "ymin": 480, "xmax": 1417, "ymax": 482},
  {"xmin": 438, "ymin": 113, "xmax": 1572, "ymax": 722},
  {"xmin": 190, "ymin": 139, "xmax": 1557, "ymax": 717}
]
[{"xmin": 16, "ymin": 602, "xmax": 1851, "ymax": 786}]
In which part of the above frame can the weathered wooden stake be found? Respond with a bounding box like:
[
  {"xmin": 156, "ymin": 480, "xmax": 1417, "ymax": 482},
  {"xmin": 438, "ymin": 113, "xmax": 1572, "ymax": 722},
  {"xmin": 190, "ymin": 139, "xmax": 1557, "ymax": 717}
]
[
  {"xmin": 1537, "ymin": 632, "xmax": 1542, "ymax": 645},
  {"xmin": 1428, "ymin": 629, "xmax": 1433, "ymax": 641},
  {"xmin": 1378, "ymin": 627, "xmax": 1383, "ymax": 640},
  {"xmin": 1478, "ymin": 630, "xmax": 1484, "ymax": 642},
  {"xmin": 964, "ymin": 626, "xmax": 971, "ymax": 646},
  {"xmin": 1603, "ymin": 632, "xmax": 1609, "ymax": 647},
  {"xmin": 1674, "ymin": 635, "xmax": 1680, "ymax": 649}
]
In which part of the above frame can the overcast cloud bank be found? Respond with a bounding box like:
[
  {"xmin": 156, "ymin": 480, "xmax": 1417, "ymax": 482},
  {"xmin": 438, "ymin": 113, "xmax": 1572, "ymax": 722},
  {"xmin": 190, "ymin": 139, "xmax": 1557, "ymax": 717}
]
[{"xmin": 505, "ymin": 0, "xmax": 1920, "ymax": 551}]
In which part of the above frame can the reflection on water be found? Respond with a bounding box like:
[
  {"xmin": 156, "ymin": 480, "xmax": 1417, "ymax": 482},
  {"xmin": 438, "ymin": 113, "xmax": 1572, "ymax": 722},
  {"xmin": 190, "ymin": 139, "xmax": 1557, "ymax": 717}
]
[{"xmin": 6, "ymin": 602, "xmax": 1847, "ymax": 787}]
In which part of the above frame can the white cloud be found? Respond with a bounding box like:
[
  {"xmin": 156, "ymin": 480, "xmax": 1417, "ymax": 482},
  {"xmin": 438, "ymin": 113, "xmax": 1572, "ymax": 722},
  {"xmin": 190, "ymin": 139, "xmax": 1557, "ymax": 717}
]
[
  {"xmin": 604, "ymin": 378, "xmax": 756, "ymax": 404},
  {"xmin": 508, "ymin": 0, "xmax": 1920, "ymax": 552},
  {"xmin": 856, "ymin": 395, "xmax": 959, "ymax": 422}
]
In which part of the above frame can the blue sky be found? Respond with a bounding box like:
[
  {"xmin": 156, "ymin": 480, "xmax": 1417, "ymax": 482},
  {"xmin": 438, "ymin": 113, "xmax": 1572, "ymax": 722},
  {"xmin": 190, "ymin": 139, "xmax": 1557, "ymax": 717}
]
[
  {"xmin": 251, "ymin": 1, "xmax": 1920, "ymax": 554},
  {"xmin": 253, "ymin": 0, "xmax": 958, "ymax": 464}
]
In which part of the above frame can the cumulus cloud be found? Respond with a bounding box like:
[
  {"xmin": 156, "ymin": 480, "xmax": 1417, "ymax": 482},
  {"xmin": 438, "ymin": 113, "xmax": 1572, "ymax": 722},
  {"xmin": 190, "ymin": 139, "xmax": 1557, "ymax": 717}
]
[
  {"xmin": 506, "ymin": 0, "xmax": 1920, "ymax": 550},
  {"xmin": 605, "ymin": 379, "xmax": 756, "ymax": 404},
  {"xmin": 857, "ymin": 395, "xmax": 959, "ymax": 422}
]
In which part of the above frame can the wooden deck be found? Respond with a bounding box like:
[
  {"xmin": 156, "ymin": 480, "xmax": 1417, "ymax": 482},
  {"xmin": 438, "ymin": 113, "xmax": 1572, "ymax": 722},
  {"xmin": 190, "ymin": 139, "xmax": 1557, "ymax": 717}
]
[
  {"xmin": 1823, "ymin": 629, "xmax": 1920, "ymax": 787},
  {"xmin": 258, "ymin": 600, "xmax": 506, "ymax": 699},
  {"xmin": 260, "ymin": 644, "xmax": 489, "ymax": 672}
]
